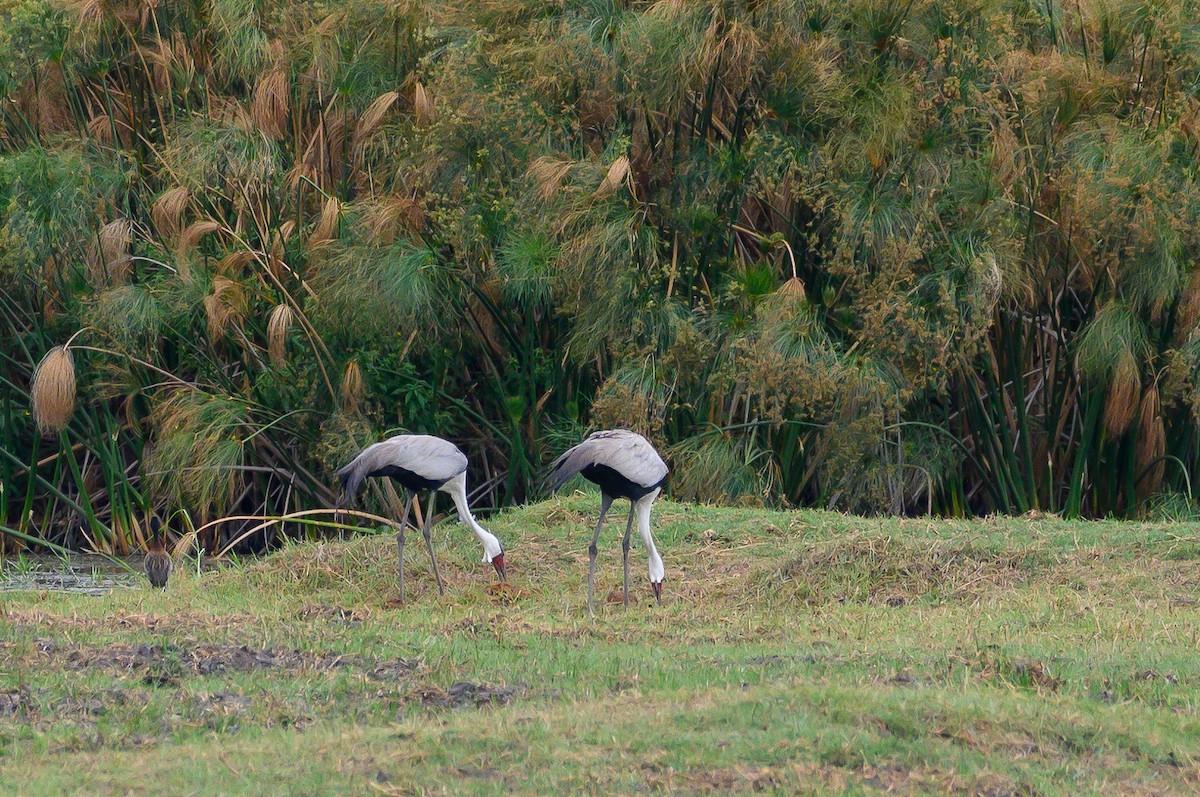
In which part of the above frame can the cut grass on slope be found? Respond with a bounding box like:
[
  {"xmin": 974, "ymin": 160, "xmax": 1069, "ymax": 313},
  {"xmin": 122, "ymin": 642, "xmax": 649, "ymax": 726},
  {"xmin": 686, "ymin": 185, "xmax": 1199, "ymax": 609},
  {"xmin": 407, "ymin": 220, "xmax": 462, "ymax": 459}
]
[{"xmin": 2, "ymin": 497, "xmax": 1199, "ymax": 795}]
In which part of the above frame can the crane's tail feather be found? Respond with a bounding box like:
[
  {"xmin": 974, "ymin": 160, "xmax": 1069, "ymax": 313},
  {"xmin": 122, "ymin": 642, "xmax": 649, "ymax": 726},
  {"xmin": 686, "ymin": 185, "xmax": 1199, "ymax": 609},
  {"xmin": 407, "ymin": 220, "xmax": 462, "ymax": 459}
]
[
  {"xmin": 544, "ymin": 446, "xmax": 586, "ymax": 493},
  {"xmin": 334, "ymin": 458, "xmax": 363, "ymax": 504}
]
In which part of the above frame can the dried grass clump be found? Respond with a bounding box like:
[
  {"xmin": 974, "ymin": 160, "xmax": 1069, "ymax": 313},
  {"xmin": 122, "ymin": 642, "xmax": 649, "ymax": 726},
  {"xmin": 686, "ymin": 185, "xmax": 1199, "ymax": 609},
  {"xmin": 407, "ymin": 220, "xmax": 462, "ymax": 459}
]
[
  {"xmin": 1103, "ymin": 351, "xmax": 1140, "ymax": 436},
  {"xmin": 177, "ymin": 220, "xmax": 222, "ymax": 276},
  {"xmin": 353, "ymin": 90, "xmax": 399, "ymax": 150},
  {"xmin": 151, "ymin": 186, "xmax": 191, "ymax": 243},
  {"xmin": 1135, "ymin": 384, "xmax": 1166, "ymax": 500},
  {"xmin": 87, "ymin": 113, "xmax": 113, "ymax": 144},
  {"xmin": 593, "ymin": 155, "xmax": 631, "ymax": 199},
  {"xmin": 32, "ymin": 345, "xmax": 77, "ymax": 436},
  {"xmin": 340, "ymin": 359, "xmax": 364, "ymax": 414},
  {"xmin": 87, "ymin": 219, "xmax": 133, "ymax": 286},
  {"xmin": 777, "ymin": 276, "xmax": 806, "ymax": 300},
  {"xmin": 252, "ymin": 63, "xmax": 291, "ymax": 140},
  {"xmin": 1177, "ymin": 267, "xmax": 1200, "ymax": 335},
  {"xmin": 203, "ymin": 276, "xmax": 243, "ymax": 342},
  {"xmin": 362, "ymin": 196, "xmax": 425, "ymax": 244},
  {"xmin": 308, "ymin": 196, "xmax": 342, "ymax": 249},
  {"xmin": 529, "ymin": 156, "xmax": 575, "ymax": 200},
  {"xmin": 216, "ymin": 250, "xmax": 254, "ymax": 277},
  {"xmin": 412, "ymin": 82, "xmax": 435, "ymax": 127},
  {"xmin": 267, "ymin": 303, "xmax": 294, "ymax": 366}
]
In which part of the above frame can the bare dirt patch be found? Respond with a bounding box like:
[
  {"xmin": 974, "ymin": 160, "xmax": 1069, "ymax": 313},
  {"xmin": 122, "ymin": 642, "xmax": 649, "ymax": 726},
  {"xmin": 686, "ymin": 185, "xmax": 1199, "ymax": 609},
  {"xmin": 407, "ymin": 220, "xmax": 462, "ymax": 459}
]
[
  {"xmin": 684, "ymin": 765, "xmax": 780, "ymax": 793},
  {"xmin": 30, "ymin": 639, "xmax": 421, "ymax": 683},
  {"xmin": 0, "ymin": 685, "xmax": 33, "ymax": 717},
  {"xmin": 409, "ymin": 681, "xmax": 521, "ymax": 708}
]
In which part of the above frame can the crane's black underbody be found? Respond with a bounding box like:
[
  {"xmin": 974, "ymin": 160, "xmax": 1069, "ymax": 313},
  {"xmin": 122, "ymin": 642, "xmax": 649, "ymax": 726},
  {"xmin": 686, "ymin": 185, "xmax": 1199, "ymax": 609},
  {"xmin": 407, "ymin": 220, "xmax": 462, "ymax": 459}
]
[
  {"xmin": 581, "ymin": 464, "xmax": 667, "ymax": 501},
  {"xmin": 365, "ymin": 464, "xmax": 451, "ymax": 493}
]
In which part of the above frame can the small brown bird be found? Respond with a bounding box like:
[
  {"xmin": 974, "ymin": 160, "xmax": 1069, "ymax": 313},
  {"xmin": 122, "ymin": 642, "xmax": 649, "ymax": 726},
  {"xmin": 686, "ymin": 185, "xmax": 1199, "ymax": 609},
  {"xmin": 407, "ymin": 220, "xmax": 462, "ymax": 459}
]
[{"xmin": 144, "ymin": 517, "xmax": 173, "ymax": 589}]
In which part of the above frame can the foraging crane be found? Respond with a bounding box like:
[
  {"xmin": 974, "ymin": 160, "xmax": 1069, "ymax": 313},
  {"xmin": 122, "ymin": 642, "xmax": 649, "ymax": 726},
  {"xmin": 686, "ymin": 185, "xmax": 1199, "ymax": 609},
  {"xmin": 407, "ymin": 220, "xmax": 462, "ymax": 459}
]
[
  {"xmin": 144, "ymin": 517, "xmax": 172, "ymax": 589},
  {"xmin": 336, "ymin": 434, "xmax": 506, "ymax": 600},
  {"xmin": 547, "ymin": 429, "xmax": 667, "ymax": 614}
]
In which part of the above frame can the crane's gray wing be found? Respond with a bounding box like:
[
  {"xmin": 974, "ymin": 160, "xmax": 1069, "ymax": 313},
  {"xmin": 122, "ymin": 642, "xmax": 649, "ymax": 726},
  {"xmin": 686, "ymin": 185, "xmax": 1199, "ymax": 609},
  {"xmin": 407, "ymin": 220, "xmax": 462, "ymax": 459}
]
[
  {"xmin": 546, "ymin": 429, "xmax": 667, "ymax": 491},
  {"xmin": 336, "ymin": 434, "xmax": 466, "ymax": 497}
]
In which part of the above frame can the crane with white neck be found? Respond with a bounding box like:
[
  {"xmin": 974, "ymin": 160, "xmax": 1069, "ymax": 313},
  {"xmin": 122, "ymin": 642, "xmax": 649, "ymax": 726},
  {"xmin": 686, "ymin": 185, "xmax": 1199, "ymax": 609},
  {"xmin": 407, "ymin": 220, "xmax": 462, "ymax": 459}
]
[
  {"xmin": 336, "ymin": 434, "xmax": 505, "ymax": 600},
  {"xmin": 547, "ymin": 429, "xmax": 667, "ymax": 615}
]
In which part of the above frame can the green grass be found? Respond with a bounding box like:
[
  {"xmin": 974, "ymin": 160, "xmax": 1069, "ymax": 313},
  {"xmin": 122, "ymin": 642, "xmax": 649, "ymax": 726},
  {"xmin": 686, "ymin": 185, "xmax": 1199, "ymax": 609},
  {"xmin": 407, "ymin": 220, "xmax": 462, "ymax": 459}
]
[{"xmin": 3, "ymin": 497, "xmax": 1200, "ymax": 795}]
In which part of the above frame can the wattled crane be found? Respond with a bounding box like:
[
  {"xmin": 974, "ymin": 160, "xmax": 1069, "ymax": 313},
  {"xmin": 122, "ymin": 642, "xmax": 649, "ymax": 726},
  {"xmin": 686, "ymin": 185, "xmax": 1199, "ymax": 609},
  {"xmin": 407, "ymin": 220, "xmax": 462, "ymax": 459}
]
[
  {"xmin": 547, "ymin": 429, "xmax": 667, "ymax": 614},
  {"xmin": 336, "ymin": 434, "xmax": 505, "ymax": 600}
]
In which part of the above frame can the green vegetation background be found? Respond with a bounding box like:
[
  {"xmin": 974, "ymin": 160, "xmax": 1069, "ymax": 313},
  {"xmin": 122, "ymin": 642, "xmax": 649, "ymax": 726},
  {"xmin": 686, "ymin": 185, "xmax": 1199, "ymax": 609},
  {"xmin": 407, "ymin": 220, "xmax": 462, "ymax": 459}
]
[{"xmin": 3, "ymin": 0, "xmax": 1200, "ymax": 553}]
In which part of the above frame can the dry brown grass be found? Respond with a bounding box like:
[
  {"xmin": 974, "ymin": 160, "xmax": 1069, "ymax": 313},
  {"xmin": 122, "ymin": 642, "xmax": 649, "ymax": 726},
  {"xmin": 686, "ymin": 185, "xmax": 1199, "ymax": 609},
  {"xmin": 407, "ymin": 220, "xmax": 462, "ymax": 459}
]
[
  {"xmin": 528, "ymin": 156, "xmax": 575, "ymax": 199},
  {"xmin": 308, "ymin": 196, "xmax": 342, "ymax": 249},
  {"xmin": 412, "ymin": 81, "xmax": 435, "ymax": 126},
  {"xmin": 267, "ymin": 303, "xmax": 294, "ymax": 366},
  {"xmin": 767, "ymin": 532, "xmax": 1046, "ymax": 604},
  {"xmin": 252, "ymin": 63, "xmax": 291, "ymax": 140},
  {"xmin": 353, "ymin": 90, "xmax": 399, "ymax": 150},
  {"xmin": 151, "ymin": 186, "xmax": 191, "ymax": 243},
  {"xmin": 1104, "ymin": 350, "xmax": 1140, "ymax": 436},
  {"xmin": 203, "ymin": 276, "xmax": 243, "ymax": 342},
  {"xmin": 31, "ymin": 345, "xmax": 77, "ymax": 436},
  {"xmin": 1135, "ymin": 384, "xmax": 1166, "ymax": 502},
  {"xmin": 340, "ymin": 359, "xmax": 364, "ymax": 414},
  {"xmin": 86, "ymin": 218, "xmax": 133, "ymax": 286},
  {"xmin": 592, "ymin": 155, "xmax": 630, "ymax": 199},
  {"xmin": 361, "ymin": 195, "xmax": 425, "ymax": 244},
  {"xmin": 177, "ymin": 220, "xmax": 222, "ymax": 275}
]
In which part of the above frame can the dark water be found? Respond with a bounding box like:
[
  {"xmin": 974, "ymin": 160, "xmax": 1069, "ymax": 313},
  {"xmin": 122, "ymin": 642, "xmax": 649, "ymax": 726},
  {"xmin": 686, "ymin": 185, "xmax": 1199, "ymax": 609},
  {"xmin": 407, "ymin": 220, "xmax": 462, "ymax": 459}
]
[{"xmin": 0, "ymin": 555, "xmax": 141, "ymax": 595}]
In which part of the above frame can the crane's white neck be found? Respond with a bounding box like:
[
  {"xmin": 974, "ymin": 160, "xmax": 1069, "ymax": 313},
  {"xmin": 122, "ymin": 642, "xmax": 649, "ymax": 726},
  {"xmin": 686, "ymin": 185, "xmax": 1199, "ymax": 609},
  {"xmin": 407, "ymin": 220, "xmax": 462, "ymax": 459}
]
[
  {"xmin": 442, "ymin": 472, "xmax": 503, "ymax": 563},
  {"xmin": 635, "ymin": 489, "xmax": 664, "ymax": 583}
]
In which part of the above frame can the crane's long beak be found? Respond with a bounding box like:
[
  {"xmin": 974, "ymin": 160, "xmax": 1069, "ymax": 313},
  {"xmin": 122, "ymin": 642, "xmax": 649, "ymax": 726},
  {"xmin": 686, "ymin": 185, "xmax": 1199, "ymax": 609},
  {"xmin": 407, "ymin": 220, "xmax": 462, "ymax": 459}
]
[
  {"xmin": 651, "ymin": 580, "xmax": 663, "ymax": 605},
  {"xmin": 491, "ymin": 552, "xmax": 507, "ymax": 582}
]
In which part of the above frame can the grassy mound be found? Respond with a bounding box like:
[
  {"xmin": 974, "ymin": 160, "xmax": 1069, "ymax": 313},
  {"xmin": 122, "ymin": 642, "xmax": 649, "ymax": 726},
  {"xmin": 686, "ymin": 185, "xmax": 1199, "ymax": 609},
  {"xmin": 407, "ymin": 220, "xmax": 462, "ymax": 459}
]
[{"xmin": 2, "ymin": 499, "xmax": 1199, "ymax": 794}]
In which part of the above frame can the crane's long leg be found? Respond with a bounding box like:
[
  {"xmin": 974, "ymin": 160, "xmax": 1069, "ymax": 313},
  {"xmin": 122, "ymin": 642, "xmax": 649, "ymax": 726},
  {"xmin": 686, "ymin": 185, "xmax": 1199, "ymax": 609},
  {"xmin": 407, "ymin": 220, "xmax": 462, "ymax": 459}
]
[
  {"xmin": 587, "ymin": 494, "xmax": 613, "ymax": 618},
  {"xmin": 421, "ymin": 490, "xmax": 445, "ymax": 596},
  {"xmin": 621, "ymin": 507, "xmax": 636, "ymax": 609},
  {"xmin": 396, "ymin": 494, "xmax": 412, "ymax": 604}
]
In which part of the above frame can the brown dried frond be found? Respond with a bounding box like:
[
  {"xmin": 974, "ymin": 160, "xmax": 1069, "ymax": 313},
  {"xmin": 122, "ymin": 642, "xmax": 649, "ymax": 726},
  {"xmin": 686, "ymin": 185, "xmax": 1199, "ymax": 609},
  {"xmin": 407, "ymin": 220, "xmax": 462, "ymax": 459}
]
[
  {"xmin": 146, "ymin": 36, "xmax": 175, "ymax": 94},
  {"xmin": 990, "ymin": 124, "xmax": 1020, "ymax": 190},
  {"xmin": 204, "ymin": 276, "xmax": 243, "ymax": 342},
  {"xmin": 32, "ymin": 345, "xmax": 77, "ymax": 436},
  {"xmin": 216, "ymin": 250, "xmax": 253, "ymax": 277},
  {"xmin": 299, "ymin": 101, "xmax": 352, "ymax": 194},
  {"xmin": 777, "ymin": 277, "xmax": 806, "ymax": 300},
  {"xmin": 354, "ymin": 90, "xmax": 399, "ymax": 150},
  {"xmin": 35, "ymin": 65, "xmax": 73, "ymax": 135},
  {"xmin": 152, "ymin": 186, "xmax": 191, "ymax": 243},
  {"xmin": 87, "ymin": 114, "xmax": 113, "ymax": 144},
  {"xmin": 309, "ymin": 196, "xmax": 342, "ymax": 249},
  {"xmin": 177, "ymin": 220, "xmax": 222, "ymax": 266},
  {"xmin": 252, "ymin": 64, "xmax": 290, "ymax": 140},
  {"xmin": 88, "ymin": 218, "xmax": 133, "ymax": 286},
  {"xmin": 412, "ymin": 82, "xmax": 435, "ymax": 127},
  {"xmin": 1103, "ymin": 352, "xmax": 1140, "ymax": 436},
  {"xmin": 340, "ymin": 359, "xmax": 364, "ymax": 414},
  {"xmin": 267, "ymin": 304, "xmax": 294, "ymax": 366},
  {"xmin": 1177, "ymin": 267, "xmax": 1200, "ymax": 336},
  {"xmin": 593, "ymin": 155, "xmax": 630, "ymax": 199},
  {"xmin": 68, "ymin": 0, "xmax": 103, "ymax": 25},
  {"xmin": 1135, "ymin": 384, "xmax": 1165, "ymax": 502},
  {"xmin": 468, "ymin": 279, "xmax": 505, "ymax": 358},
  {"xmin": 362, "ymin": 195, "xmax": 424, "ymax": 244},
  {"xmin": 528, "ymin": 156, "xmax": 575, "ymax": 200}
]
